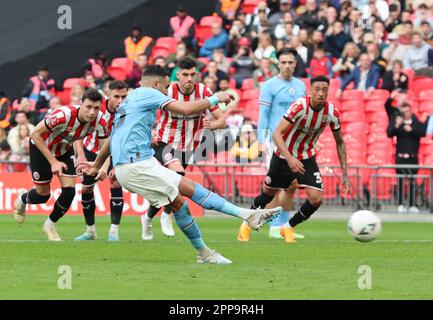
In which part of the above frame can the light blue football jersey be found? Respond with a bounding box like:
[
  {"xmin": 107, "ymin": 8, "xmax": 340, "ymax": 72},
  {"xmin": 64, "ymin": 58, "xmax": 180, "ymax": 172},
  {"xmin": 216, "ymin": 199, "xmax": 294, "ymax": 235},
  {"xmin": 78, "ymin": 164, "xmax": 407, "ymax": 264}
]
[
  {"xmin": 257, "ymin": 76, "xmax": 306, "ymax": 144},
  {"xmin": 110, "ymin": 87, "xmax": 174, "ymax": 166}
]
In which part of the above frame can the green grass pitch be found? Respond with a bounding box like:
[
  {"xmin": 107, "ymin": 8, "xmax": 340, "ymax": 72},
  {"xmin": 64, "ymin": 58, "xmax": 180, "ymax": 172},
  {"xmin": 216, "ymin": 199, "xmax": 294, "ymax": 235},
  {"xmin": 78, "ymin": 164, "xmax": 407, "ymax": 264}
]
[{"xmin": 1, "ymin": 214, "xmax": 433, "ymax": 299}]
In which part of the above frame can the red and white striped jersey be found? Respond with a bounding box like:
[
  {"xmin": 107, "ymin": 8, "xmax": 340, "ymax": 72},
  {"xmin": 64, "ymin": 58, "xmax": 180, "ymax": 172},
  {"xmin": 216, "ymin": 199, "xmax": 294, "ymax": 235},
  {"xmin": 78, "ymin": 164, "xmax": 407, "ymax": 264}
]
[
  {"xmin": 42, "ymin": 105, "xmax": 108, "ymax": 157},
  {"xmin": 156, "ymin": 82, "xmax": 217, "ymax": 151},
  {"xmin": 83, "ymin": 99, "xmax": 115, "ymax": 153},
  {"xmin": 275, "ymin": 96, "xmax": 340, "ymax": 160}
]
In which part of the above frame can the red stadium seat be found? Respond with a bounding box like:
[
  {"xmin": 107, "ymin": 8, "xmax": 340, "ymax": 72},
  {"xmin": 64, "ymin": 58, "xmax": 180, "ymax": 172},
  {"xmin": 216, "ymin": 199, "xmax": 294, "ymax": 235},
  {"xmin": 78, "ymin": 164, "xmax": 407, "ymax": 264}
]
[
  {"xmin": 241, "ymin": 88, "xmax": 260, "ymax": 101},
  {"xmin": 241, "ymin": 78, "xmax": 255, "ymax": 90},
  {"xmin": 241, "ymin": 0, "xmax": 261, "ymax": 14},
  {"xmin": 107, "ymin": 67, "xmax": 127, "ymax": 81},
  {"xmin": 365, "ymin": 100, "xmax": 386, "ymax": 112},
  {"xmin": 111, "ymin": 57, "xmax": 134, "ymax": 76},
  {"xmin": 418, "ymin": 100, "xmax": 433, "ymax": 114},
  {"xmin": 63, "ymin": 78, "xmax": 90, "ymax": 89},
  {"xmin": 329, "ymin": 78, "xmax": 341, "ymax": 93},
  {"xmin": 301, "ymin": 78, "xmax": 310, "ymax": 91},
  {"xmin": 402, "ymin": 68, "xmax": 415, "ymax": 90},
  {"xmin": 340, "ymin": 110, "xmax": 366, "ymax": 123},
  {"xmin": 154, "ymin": 37, "xmax": 178, "ymax": 52},
  {"xmin": 195, "ymin": 25, "xmax": 213, "ymax": 47},
  {"xmin": 341, "ymin": 89, "xmax": 364, "ymax": 101},
  {"xmin": 199, "ymin": 15, "xmax": 223, "ymax": 27},
  {"xmin": 56, "ymin": 89, "xmax": 71, "ymax": 105},
  {"xmin": 150, "ymin": 47, "xmax": 172, "ymax": 60},
  {"xmin": 365, "ymin": 89, "xmax": 390, "ymax": 101},
  {"xmin": 340, "ymin": 99, "xmax": 364, "ymax": 112},
  {"xmin": 365, "ymin": 109, "xmax": 387, "ymax": 123},
  {"xmin": 413, "ymin": 78, "xmax": 433, "ymax": 96}
]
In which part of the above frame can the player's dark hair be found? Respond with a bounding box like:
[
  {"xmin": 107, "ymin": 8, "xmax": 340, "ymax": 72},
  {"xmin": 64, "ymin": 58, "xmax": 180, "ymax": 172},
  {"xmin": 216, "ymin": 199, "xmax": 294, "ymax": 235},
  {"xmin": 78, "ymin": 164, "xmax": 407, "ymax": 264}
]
[
  {"xmin": 310, "ymin": 75, "xmax": 330, "ymax": 86},
  {"xmin": 276, "ymin": 48, "xmax": 298, "ymax": 60},
  {"xmin": 177, "ymin": 56, "xmax": 196, "ymax": 70},
  {"xmin": 142, "ymin": 64, "xmax": 168, "ymax": 78},
  {"xmin": 81, "ymin": 88, "xmax": 103, "ymax": 103},
  {"xmin": 108, "ymin": 80, "xmax": 128, "ymax": 91}
]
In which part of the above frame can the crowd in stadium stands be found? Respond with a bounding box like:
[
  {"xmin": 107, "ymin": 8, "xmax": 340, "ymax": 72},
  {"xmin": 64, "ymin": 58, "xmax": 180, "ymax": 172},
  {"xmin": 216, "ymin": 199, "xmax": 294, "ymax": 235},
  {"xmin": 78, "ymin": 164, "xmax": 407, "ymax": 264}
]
[{"xmin": 1, "ymin": 0, "xmax": 433, "ymax": 184}]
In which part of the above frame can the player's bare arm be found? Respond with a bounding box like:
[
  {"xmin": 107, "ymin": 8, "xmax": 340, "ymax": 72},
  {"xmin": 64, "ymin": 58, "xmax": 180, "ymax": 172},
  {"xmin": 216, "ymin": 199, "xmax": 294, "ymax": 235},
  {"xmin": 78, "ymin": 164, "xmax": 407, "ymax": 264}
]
[
  {"xmin": 273, "ymin": 118, "xmax": 305, "ymax": 174},
  {"xmin": 95, "ymin": 138, "xmax": 111, "ymax": 181},
  {"xmin": 77, "ymin": 138, "xmax": 111, "ymax": 176},
  {"xmin": 165, "ymin": 92, "xmax": 234, "ymax": 116},
  {"xmin": 332, "ymin": 129, "xmax": 350, "ymax": 194},
  {"xmin": 204, "ymin": 107, "xmax": 227, "ymax": 130},
  {"xmin": 30, "ymin": 121, "xmax": 67, "ymax": 175}
]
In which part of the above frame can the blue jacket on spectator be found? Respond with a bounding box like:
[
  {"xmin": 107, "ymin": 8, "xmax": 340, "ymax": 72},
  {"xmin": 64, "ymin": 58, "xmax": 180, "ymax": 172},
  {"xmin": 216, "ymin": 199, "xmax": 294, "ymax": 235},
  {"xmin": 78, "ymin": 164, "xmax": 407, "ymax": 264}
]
[
  {"xmin": 340, "ymin": 64, "xmax": 380, "ymax": 91},
  {"xmin": 199, "ymin": 30, "xmax": 228, "ymax": 57}
]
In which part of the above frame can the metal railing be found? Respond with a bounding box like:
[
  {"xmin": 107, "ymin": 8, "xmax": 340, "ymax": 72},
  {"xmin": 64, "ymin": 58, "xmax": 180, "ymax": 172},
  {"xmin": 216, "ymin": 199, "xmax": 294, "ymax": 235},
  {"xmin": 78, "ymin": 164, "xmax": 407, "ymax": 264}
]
[{"xmin": 189, "ymin": 163, "xmax": 433, "ymax": 213}]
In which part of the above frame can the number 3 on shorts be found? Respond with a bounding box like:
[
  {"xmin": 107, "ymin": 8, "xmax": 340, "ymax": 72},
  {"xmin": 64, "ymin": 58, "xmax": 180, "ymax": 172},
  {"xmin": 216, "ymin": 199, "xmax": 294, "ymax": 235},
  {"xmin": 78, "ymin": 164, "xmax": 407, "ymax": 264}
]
[{"xmin": 313, "ymin": 172, "xmax": 322, "ymax": 184}]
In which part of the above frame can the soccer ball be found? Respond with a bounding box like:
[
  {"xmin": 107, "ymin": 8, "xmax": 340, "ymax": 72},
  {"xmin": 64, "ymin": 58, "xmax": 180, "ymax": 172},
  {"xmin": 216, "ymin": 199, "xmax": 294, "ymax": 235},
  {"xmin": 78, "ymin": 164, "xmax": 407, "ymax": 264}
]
[{"xmin": 347, "ymin": 210, "xmax": 382, "ymax": 242}]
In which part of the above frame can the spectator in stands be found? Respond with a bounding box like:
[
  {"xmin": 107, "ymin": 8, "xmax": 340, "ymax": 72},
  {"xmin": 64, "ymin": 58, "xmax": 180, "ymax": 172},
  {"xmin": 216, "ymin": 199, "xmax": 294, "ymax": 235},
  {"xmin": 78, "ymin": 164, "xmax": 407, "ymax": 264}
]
[
  {"xmin": 0, "ymin": 127, "xmax": 7, "ymax": 145},
  {"xmin": 309, "ymin": 46, "xmax": 333, "ymax": 78},
  {"xmin": 9, "ymin": 124, "xmax": 30, "ymax": 162},
  {"xmin": 398, "ymin": 21, "xmax": 414, "ymax": 45},
  {"xmin": 227, "ymin": 18, "xmax": 249, "ymax": 56},
  {"xmin": 296, "ymin": 0, "xmax": 321, "ymax": 31},
  {"xmin": 199, "ymin": 22, "xmax": 229, "ymax": 57},
  {"xmin": 344, "ymin": 8, "xmax": 361, "ymax": 39},
  {"xmin": 169, "ymin": 4, "xmax": 196, "ymax": 49},
  {"xmin": 253, "ymin": 57, "xmax": 278, "ymax": 88},
  {"xmin": 232, "ymin": 38, "xmax": 256, "ymax": 88},
  {"xmin": 7, "ymin": 111, "xmax": 34, "ymax": 157},
  {"xmin": 127, "ymin": 53, "xmax": 148, "ymax": 88},
  {"xmin": 385, "ymin": 3, "xmax": 401, "ymax": 33},
  {"xmin": 230, "ymin": 123, "xmax": 260, "ymax": 163},
  {"xmin": 245, "ymin": 1, "xmax": 270, "ymax": 38},
  {"xmin": 381, "ymin": 60, "xmax": 409, "ymax": 92},
  {"xmin": 10, "ymin": 98, "xmax": 37, "ymax": 125},
  {"xmin": 382, "ymin": 32, "xmax": 411, "ymax": 69},
  {"xmin": 212, "ymin": 48, "xmax": 231, "ymax": 73},
  {"xmin": 332, "ymin": 42, "xmax": 360, "ymax": 81},
  {"xmin": 404, "ymin": 32, "xmax": 432, "ymax": 75},
  {"xmin": 365, "ymin": 42, "xmax": 387, "ymax": 76},
  {"xmin": 0, "ymin": 92, "xmax": 11, "ymax": 130},
  {"xmin": 21, "ymin": 66, "xmax": 55, "ymax": 112},
  {"xmin": 339, "ymin": 0, "xmax": 353, "ymax": 25},
  {"xmin": 215, "ymin": 0, "xmax": 242, "ymax": 26},
  {"xmin": 124, "ymin": 26, "xmax": 153, "ymax": 61},
  {"xmin": 268, "ymin": 0, "xmax": 297, "ymax": 32},
  {"xmin": 201, "ymin": 60, "xmax": 228, "ymax": 86},
  {"xmin": 372, "ymin": 20, "xmax": 387, "ymax": 48},
  {"xmin": 168, "ymin": 42, "xmax": 205, "ymax": 81},
  {"xmin": 0, "ymin": 140, "xmax": 12, "ymax": 172},
  {"xmin": 420, "ymin": 21, "xmax": 433, "ymax": 40},
  {"xmin": 154, "ymin": 56, "xmax": 167, "ymax": 68},
  {"xmin": 254, "ymin": 32, "xmax": 277, "ymax": 65},
  {"xmin": 84, "ymin": 74, "xmax": 97, "ymax": 89},
  {"xmin": 216, "ymin": 75, "xmax": 240, "ymax": 113},
  {"xmin": 70, "ymin": 84, "xmax": 85, "ymax": 105},
  {"xmin": 324, "ymin": 20, "xmax": 352, "ymax": 58},
  {"xmin": 83, "ymin": 50, "xmax": 109, "ymax": 82},
  {"xmin": 274, "ymin": 12, "xmax": 300, "ymax": 41},
  {"xmin": 202, "ymin": 76, "xmax": 218, "ymax": 94},
  {"xmin": 360, "ymin": 0, "xmax": 390, "ymax": 23},
  {"xmin": 386, "ymin": 101, "xmax": 426, "ymax": 213},
  {"xmin": 298, "ymin": 28, "xmax": 314, "ymax": 63},
  {"xmin": 37, "ymin": 96, "xmax": 61, "ymax": 122},
  {"xmin": 413, "ymin": 3, "xmax": 433, "ymax": 29},
  {"xmin": 336, "ymin": 53, "xmax": 380, "ymax": 98},
  {"xmin": 289, "ymin": 36, "xmax": 308, "ymax": 65}
]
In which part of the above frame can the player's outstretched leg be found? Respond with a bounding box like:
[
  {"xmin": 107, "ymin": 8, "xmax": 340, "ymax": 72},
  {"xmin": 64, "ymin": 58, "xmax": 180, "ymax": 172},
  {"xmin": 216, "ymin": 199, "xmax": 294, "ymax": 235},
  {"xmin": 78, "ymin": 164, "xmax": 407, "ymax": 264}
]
[
  {"xmin": 75, "ymin": 188, "xmax": 97, "ymax": 241},
  {"xmin": 14, "ymin": 187, "xmax": 51, "ymax": 224},
  {"xmin": 281, "ymin": 188, "xmax": 322, "ymax": 243},
  {"xmin": 180, "ymin": 179, "xmax": 281, "ymax": 230},
  {"xmin": 169, "ymin": 196, "xmax": 231, "ymax": 264},
  {"xmin": 108, "ymin": 187, "xmax": 123, "ymax": 241},
  {"xmin": 43, "ymin": 187, "xmax": 76, "ymax": 241}
]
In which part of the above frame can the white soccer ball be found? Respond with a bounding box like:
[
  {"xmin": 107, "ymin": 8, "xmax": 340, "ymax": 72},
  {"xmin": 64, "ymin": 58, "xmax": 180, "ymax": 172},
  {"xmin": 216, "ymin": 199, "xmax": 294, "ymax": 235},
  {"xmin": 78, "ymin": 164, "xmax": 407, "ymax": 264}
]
[{"xmin": 348, "ymin": 210, "xmax": 382, "ymax": 242}]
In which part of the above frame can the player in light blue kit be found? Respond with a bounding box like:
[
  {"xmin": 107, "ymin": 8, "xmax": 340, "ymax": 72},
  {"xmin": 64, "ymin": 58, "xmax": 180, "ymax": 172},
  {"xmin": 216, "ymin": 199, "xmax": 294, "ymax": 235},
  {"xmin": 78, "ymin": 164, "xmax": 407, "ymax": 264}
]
[
  {"xmin": 238, "ymin": 48, "xmax": 306, "ymax": 242},
  {"xmin": 79, "ymin": 65, "xmax": 281, "ymax": 264}
]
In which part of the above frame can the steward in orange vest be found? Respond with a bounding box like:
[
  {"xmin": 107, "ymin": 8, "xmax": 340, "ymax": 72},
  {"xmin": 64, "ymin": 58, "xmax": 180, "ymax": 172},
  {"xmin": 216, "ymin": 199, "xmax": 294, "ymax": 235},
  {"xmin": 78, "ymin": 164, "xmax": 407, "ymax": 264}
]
[
  {"xmin": 0, "ymin": 92, "xmax": 11, "ymax": 129},
  {"xmin": 124, "ymin": 26, "xmax": 153, "ymax": 61}
]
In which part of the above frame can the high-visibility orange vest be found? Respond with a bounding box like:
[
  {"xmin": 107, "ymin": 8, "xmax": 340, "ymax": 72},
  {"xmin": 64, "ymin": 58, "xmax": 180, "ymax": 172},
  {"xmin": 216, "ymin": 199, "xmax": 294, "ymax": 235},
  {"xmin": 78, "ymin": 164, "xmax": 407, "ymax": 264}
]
[
  {"xmin": 124, "ymin": 36, "xmax": 153, "ymax": 61},
  {"xmin": 220, "ymin": 0, "xmax": 241, "ymax": 14},
  {"xmin": 0, "ymin": 97, "xmax": 11, "ymax": 129}
]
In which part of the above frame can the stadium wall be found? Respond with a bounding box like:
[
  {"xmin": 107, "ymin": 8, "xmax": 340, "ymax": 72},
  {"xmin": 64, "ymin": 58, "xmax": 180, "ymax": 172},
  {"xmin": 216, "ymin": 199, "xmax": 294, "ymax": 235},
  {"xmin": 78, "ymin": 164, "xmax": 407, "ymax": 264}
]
[
  {"xmin": 0, "ymin": 0, "xmax": 218, "ymax": 99},
  {"xmin": 0, "ymin": 173, "xmax": 204, "ymax": 217}
]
